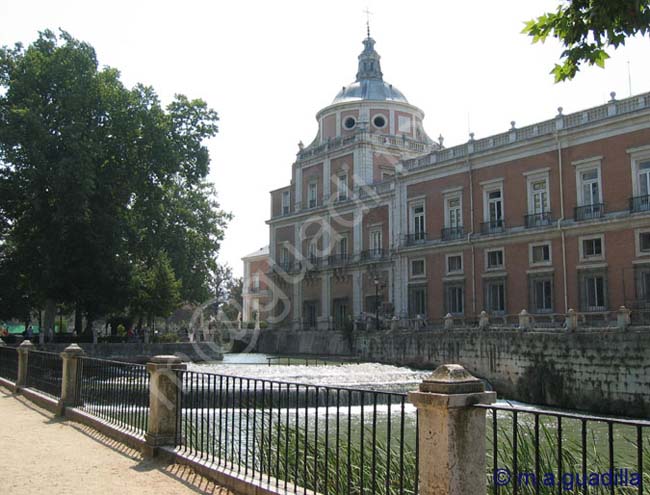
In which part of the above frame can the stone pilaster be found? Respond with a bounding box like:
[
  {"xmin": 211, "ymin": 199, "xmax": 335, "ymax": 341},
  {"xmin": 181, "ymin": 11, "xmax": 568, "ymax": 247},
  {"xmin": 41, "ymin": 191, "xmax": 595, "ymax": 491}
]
[
  {"xmin": 409, "ymin": 364, "xmax": 496, "ymax": 495},
  {"xmin": 57, "ymin": 344, "xmax": 85, "ymax": 415},
  {"xmin": 16, "ymin": 340, "xmax": 34, "ymax": 388}
]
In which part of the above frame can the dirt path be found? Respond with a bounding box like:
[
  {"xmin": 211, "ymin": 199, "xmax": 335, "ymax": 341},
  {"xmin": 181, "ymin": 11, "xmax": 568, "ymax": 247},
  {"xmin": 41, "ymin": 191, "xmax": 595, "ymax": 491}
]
[{"xmin": 0, "ymin": 388, "xmax": 235, "ymax": 495}]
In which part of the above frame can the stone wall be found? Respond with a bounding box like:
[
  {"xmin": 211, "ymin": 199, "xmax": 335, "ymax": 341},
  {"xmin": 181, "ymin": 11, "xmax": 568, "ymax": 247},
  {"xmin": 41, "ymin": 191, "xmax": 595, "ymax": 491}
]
[
  {"xmin": 38, "ymin": 342, "xmax": 223, "ymax": 363},
  {"xmin": 256, "ymin": 327, "xmax": 650, "ymax": 418}
]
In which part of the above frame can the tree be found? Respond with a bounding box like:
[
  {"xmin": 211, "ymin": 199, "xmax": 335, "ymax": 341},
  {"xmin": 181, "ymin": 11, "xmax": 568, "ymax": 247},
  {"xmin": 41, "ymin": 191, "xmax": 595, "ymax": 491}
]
[
  {"xmin": 523, "ymin": 1, "xmax": 650, "ymax": 81},
  {"xmin": 0, "ymin": 30, "xmax": 229, "ymax": 328}
]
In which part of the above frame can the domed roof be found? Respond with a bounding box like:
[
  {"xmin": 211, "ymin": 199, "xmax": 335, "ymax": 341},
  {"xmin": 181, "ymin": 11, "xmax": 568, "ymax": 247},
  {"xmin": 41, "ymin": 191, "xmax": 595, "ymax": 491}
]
[
  {"xmin": 333, "ymin": 80, "xmax": 408, "ymax": 104},
  {"xmin": 332, "ymin": 36, "xmax": 409, "ymax": 104}
]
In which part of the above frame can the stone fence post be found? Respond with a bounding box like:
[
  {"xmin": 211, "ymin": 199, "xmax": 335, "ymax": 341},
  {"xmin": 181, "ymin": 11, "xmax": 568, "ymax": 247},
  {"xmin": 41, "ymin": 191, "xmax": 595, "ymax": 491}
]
[
  {"xmin": 144, "ymin": 355, "xmax": 186, "ymax": 456},
  {"xmin": 565, "ymin": 308, "xmax": 578, "ymax": 331},
  {"xmin": 617, "ymin": 306, "xmax": 631, "ymax": 330},
  {"xmin": 16, "ymin": 340, "xmax": 34, "ymax": 387},
  {"xmin": 518, "ymin": 309, "xmax": 532, "ymax": 331},
  {"xmin": 478, "ymin": 311, "xmax": 489, "ymax": 330},
  {"xmin": 409, "ymin": 364, "xmax": 496, "ymax": 495},
  {"xmin": 444, "ymin": 313, "xmax": 454, "ymax": 330},
  {"xmin": 57, "ymin": 344, "xmax": 85, "ymax": 415}
]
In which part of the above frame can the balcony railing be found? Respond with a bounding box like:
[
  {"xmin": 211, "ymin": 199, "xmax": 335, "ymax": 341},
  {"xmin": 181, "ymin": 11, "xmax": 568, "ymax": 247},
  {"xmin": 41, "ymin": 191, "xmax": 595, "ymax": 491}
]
[
  {"xmin": 524, "ymin": 211, "xmax": 553, "ymax": 228},
  {"xmin": 630, "ymin": 195, "xmax": 650, "ymax": 213},
  {"xmin": 404, "ymin": 232, "xmax": 428, "ymax": 245},
  {"xmin": 574, "ymin": 203, "xmax": 604, "ymax": 221},
  {"xmin": 305, "ymin": 256, "xmax": 322, "ymax": 270},
  {"xmin": 441, "ymin": 226, "xmax": 464, "ymax": 241},
  {"xmin": 360, "ymin": 249, "xmax": 388, "ymax": 261},
  {"xmin": 480, "ymin": 219, "xmax": 505, "ymax": 235},
  {"xmin": 327, "ymin": 254, "xmax": 351, "ymax": 267}
]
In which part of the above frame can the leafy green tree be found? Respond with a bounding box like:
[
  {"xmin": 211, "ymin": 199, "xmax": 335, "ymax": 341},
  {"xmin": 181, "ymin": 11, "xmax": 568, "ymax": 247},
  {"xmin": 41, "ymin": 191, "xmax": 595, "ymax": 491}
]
[
  {"xmin": 0, "ymin": 30, "xmax": 229, "ymax": 329},
  {"xmin": 524, "ymin": 0, "xmax": 650, "ymax": 81}
]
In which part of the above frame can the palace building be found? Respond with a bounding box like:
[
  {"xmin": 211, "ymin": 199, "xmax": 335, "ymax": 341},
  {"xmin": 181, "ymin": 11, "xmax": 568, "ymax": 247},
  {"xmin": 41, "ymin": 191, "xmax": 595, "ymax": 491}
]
[{"xmin": 262, "ymin": 33, "xmax": 650, "ymax": 331}]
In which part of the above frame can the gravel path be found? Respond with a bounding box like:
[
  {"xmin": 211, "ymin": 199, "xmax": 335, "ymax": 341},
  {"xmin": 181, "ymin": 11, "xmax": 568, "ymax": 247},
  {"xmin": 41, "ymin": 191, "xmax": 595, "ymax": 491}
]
[{"xmin": 0, "ymin": 388, "xmax": 234, "ymax": 495}]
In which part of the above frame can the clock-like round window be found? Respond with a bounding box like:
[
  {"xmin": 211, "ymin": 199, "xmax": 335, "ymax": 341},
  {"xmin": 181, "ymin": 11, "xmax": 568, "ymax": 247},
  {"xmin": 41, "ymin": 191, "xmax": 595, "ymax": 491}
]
[
  {"xmin": 373, "ymin": 115, "xmax": 386, "ymax": 129},
  {"xmin": 343, "ymin": 116, "xmax": 356, "ymax": 130}
]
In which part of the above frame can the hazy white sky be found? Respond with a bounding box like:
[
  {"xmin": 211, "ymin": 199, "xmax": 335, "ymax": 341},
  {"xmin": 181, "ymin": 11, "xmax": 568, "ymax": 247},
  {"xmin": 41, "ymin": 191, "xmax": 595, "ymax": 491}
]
[{"xmin": 1, "ymin": 1, "xmax": 649, "ymax": 277}]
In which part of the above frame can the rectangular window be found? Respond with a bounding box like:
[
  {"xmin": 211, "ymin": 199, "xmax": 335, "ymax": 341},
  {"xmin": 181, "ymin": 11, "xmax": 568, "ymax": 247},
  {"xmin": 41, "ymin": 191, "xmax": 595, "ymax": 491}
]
[
  {"xmin": 487, "ymin": 189, "xmax": 503, "ymax": 222},
  {"xmin": 338, "ymin": 174, "xmax": 348, "ymax": 201},
  {"xmin": 531, "ymin": 244, "xmax": 551, "ymax": 264},
  {"xmin": 281, "ymin": 191, "xmax": 290, "ymax": 215},
  {"xmin": 408, "ymin": 286, "xmax": 427, "ymax": 317},
  {"xmin": 411, "ymin": 258, "xmax": 425, "ymax": 278},
  {"xmin": 485, "ymin": 279, "xmax": 506, "ymax": 314},
  {"xmin": 580, "ymin": 168, "xmax": 601, "ymax": 206},
  {"xmin": 636, "ymin": 267, "xmax": 650, "ymax": 304},
  {"xmin": 640, "ymin": 232, "xmax": 650, "ymax": 253},
  {"xmin": 280, "ymin": 246, "xmax": 290, "ymax": 270},
  {"xmin": 445, "ymin": 284, "xmax": 464, "ymax": 315},
  {"xmin": 529, "ymin": 178, "xmax": 549, "ymax": 214},
  {"xmin": 307, "ymin": 239, "xmax": 318, "ymax": 262},
  {"xmin": 446, "ymin": 196, "xmax": 462, "ymax": 228},
  {"xmin": 447, "ymin": 254, "xmax": 463, "ymax": 274},
  {"xmin": 370, "ymin": 229, "xmax": 382, "ymax": 256},
  {"xmin": 638, "ymin": 161, "xmax": 650, "ymax": 196},
  {"xmin": 411, "ymin": 203, "xmax": 426, "ymax": 240},
  {"xmin": 486, "ymin": 249, "xmax": 504, "ymax": 270},
  {"xmin": 252, "ymin": 273, "xmax": 260, "ymax": 290},
  {"xmin": 529, "ymin": 276, "xmax": 553, "ymax": 313},
  {"xmin": 338, "ymin": 236, "xmax": 348, "ymax": 258},
  {"xmin": 582, "ymin": 237, "xmax": 602, "ymax": 258},
  {"xmin": 308, "ymin": 182, "xmax": 318, "ymax": 208},
  {"xmin": 584, "ymin": 275, "xmax": 606, "ymax": 311}
]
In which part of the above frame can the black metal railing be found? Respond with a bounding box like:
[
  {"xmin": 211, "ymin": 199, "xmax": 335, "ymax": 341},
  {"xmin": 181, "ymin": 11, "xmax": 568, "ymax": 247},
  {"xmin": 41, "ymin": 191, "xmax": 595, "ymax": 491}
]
[
  {"xmin": 478, "ymin": 402, "xmax": 649, "ymax": 495},
  {"xmin": 360, "ymin": 249, "xmax": 388, "ymax": 261},
  {"xmin": 305, "ymin": 256, "xmax": 322, "ymax": 270},
  {"xmin": 481, "ymin": 219, "xmax": 505, "ymax": 234},
  {"xmin": 0, "ymin": 346, "xmax": 18, "ymax": 382},
  {"xmin": 175, "ymin": 370, "xmax": 418, "ymax": 495},
  {"xmin": 524, "ymin": 212, "xmax": 553, "ymax": 228},
  {"xmin": 441, "ymin": 226, "xmax": 464, "ymax": 241},
  {"xmin": 405, "ymin": 232, "xmax": 428, "ymax": 245},
  {"xmin": 575, "ymin": 203, "xmax": 605, "ymax": 221},
  {"xmin": 77, "ymin": 357, "xmax": 150, "ymax": 435},
  {"xmin": 630, "ymin": 195, "xmax": 650, "ymax": 213},
  {"xmin": 26, "ymin": 350, "xmax": 63, "ymax": 399},
  {"xmin": 328, "ymin": 254, "xmax": 351, "ymax": 267}
]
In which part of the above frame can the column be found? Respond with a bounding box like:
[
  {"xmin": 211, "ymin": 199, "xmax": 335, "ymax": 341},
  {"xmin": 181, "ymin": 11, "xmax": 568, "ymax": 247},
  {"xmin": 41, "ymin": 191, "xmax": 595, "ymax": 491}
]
[
  {"xmin": 16, "ymin": 340, "xmax": 33, "ymax": 388},
  {"xmin": 409, "ymin": 364, "xmax": 496, "ymax": 495},
  {"xmin": 144, "ymin": 355, "xmax": 187, "ymax": 457},
  {"xmin": 57, "ymin": 344, "xmax": 85, "ymax": 415},
  {"xmin": 292, "ymin": 279, "xmax": 303, "ymax": 331},
  {"xmin": 353, "ymin": 209, "xmax": 363, "ymax": 255},
  {"xmin": 352, "ymin": 270, "xmax": 362, "ymax": 317},
  {"xmin": 295, "ymin": 167, "xmax": 303, "ymax": 211},
  {"xmin": 319, "ymin": 273, "xmax": 332, "ymax": 331},
  {"xmin": 323, "ymin": 158, "xmax": 331, "ymax": 200}
]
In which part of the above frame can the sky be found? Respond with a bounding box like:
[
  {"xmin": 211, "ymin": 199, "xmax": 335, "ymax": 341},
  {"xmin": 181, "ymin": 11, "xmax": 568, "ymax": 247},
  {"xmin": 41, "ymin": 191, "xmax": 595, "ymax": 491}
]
[{"xmin": 1, "ymin": 1, "xmax": 649, "ymax": 277}]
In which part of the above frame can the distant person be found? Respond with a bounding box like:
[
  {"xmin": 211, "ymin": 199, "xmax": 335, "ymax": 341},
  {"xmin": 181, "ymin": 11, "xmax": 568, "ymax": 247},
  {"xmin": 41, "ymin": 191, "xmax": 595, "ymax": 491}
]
[{"xmin": 25, "ymin": 325, "xmax": 33, "ymax": 340}]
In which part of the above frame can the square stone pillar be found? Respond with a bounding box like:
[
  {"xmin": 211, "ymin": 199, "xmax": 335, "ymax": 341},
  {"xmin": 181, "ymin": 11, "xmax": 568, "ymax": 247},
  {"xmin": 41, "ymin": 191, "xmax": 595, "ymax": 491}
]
[
  {"xmin": 144, "ymin": 355, "xmax": 186, "ymax": 456},
  {"xmin": 409, "ymin": 364, "xmax": 496, "ymax": 495},
  {"xmin": 57, "ymin": 344, "xmax": 85, "ymax": 415},
  {"xmin": 16, "ymin": 340, "xmax": 34, "ymax": 388}
]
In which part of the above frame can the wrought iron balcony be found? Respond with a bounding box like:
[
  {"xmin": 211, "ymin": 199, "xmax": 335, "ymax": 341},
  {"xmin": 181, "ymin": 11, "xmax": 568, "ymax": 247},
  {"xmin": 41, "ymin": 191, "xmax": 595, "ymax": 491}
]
[
  {"xmin": 304, "ymin": 256, "xmax": 322, "ymax": 270},
  {"xmin": 480, "ymin": 219, "xmax": 505, "ymax": 235},
  {"xmin": 630, "ymin": 195, "xmax": 650, "ymax": 213},
  {"xmin": 524, "ymin": 212, "xmax": 553, "ymax": 228},
  {"xmin": 574, "ymin": 203, "xmax": 604, "ymax": 221},
  {"xmin": 404, "ymin": 232, "xmax": 428, "ymax": 245},
  {"xmin": 327, "ymin": 254, "xmax": 351, "ymax": 267},
  {"xmin": 441, "ymin": 226, "xmax": 464, "ymax": 241},
  {"xmin": 360, "ymin": 249, "xmax": 388, "ymax": 261}
]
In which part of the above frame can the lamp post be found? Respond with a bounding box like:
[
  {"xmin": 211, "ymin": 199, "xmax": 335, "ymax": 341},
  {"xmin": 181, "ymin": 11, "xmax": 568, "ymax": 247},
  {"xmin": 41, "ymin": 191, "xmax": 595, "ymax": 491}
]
[{"xmin": 374, "ymin": 277, "xmax": 380, "ymax": 331}]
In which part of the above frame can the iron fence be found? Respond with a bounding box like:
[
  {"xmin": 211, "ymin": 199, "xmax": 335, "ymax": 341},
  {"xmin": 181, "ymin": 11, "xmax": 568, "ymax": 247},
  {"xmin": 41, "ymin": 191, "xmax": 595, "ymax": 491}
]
[
  {"xmin": 478, "ymin": 403, "xmax": 650, "ymax": 495},
  {"xmin": 0, "ymin": 346, "xmax": 18, "ymax": 382},
  {"xmin": 26, "ymin": 350, "xmax": 62, "ymax": 398},
  {"xmin": 175, "ymin": 370, "xmax": 418, "ymax": 495},
  {"xmin": 76, "ymin": 356, "xmax": 149, "ymax": 435}
]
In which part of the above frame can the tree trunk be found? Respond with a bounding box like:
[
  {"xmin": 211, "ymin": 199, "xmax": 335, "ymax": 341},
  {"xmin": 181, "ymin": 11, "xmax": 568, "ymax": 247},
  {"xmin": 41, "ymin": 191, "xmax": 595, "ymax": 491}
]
[
  {"xmin": 74, "ymin": 305, "xmax": 83, "ymax": 334},
  {"xmin": 84, "ymin": 314, "xmax": 94, "ymax": 336},
  {"xmin": 43, "ymin": 299, "xmax": 56, "ymax": 334}
]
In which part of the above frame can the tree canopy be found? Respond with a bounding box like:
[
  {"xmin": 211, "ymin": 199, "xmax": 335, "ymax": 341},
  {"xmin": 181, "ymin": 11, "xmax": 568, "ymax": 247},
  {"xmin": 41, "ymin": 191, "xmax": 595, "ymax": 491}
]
[
  {"xmin": 523, "ymin": 0, "xmax": 650, "ymax": 81},
  {"xmin": 0, "ymin": 29, "xmax": 230, "ymax": 330}
]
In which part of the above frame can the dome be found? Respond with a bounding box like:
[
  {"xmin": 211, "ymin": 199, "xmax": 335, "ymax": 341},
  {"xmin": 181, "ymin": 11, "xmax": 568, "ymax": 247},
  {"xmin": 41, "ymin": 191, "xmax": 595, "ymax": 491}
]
[
  {"xmin": 331, "ymin": 36, "xmax": 409, "ymax": 105},
  {"xmin": 333, "ymin": 80, "xmax": 408, "ymax": 104}
]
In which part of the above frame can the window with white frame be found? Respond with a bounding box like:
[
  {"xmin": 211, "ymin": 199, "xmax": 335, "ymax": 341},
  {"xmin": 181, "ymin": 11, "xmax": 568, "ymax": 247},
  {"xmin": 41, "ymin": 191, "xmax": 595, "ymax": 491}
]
[
  {"xmin": 338, "ymin": 174, "xmax": 348, "ymax": 201},
  {"xmin": 308, "ymin": 182, "xmax": 318, "ymax": 208},
  {"xmin": 640, "ymin": 232, "xmax": 650, "ymax": 253},
  {"xmin": 308, "ymin": 238, "xmax": 318, "ymax": 261},
  {"xmin": 444, "ymin": 283, "xmax": 464, "ymax": 315},
  {"xmin": 408, "ymin": 285, "xmax": 427, "ymax": 317},
  {"xmin": 486, "ymin": 248, "xmax": 504, "ymax": 270},
  {"xmin": 410, "ymin": 258, "xmax": 426, "ymax": 278},
  {"xmin": 281, "ymin": 191, "xmax": 290, "ymax": 215},
  {"xmin": 280, "ymin": 246, "xmax": 290, "ymax": 269},
  {"xmin": 526, "ymin": 172, "xmax": 550, "ymax": 217},
  {"xmin": 635, "ymin": 265, "xmax": 650, "ymax": 304},
  {"xmin": 638, "ymin": 160, "xmax": 650, "ymax": 196},
  {"xmin": 370, "ymin": 228, "xmax": 382, "ymax": 255},
  {"xmin": 485, "ymin": 279, "xmax": 506, "ymax": 314},
  {"xmin": 579, "ymin": 235, "xmax": 604, "ymax": 261},
  {"xmin": 530, "ymin": 242, "xmax": 551, "ymax": 265},
  {"xmin": 579, "ymin": 168, "xmax": 601, "ymax": 206},
  {"xmin": 252, "ymin": 273, "xmax": 260, "ymax": 291},
  {"xmin": 580, "ymin": 270, "xmax": 607, "ymax": 311},
  {"xmin": 446, "ymin": 254, "xmax": 463, "ymax": 274},
  {"xmin": 631, "ymin": 156, "xmax": 650, "ymax": 212},
  {"xmin": 410, "ymin": 202, "xmax": 426, "ymax": 240},
  {"xmin": 338, "ymin": 235, "xmax": 348, "ymax": 258},
  {"xmin": 483, "ymin": 183, "xmax": 504, "ymax": 230},
  {"xmin": 529, "ymin": 275, "xmax": 553, "ymax": 313},
  {"xmin": 445, "ymin": 195, "xmax": 462, "ymax": 228}
]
